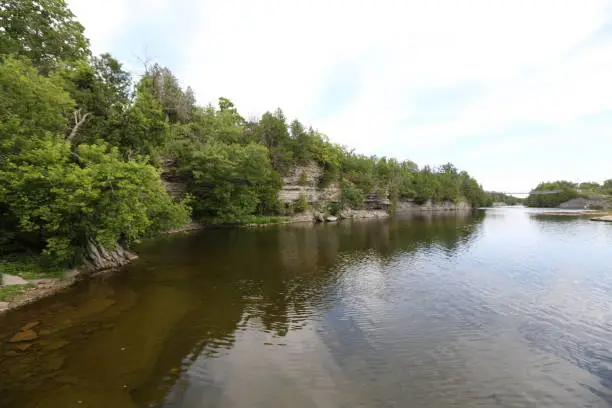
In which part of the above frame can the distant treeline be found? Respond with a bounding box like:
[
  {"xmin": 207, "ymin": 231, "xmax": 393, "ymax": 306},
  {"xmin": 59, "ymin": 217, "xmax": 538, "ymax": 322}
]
[
  {"xmin": 525, "ymin": 180, "xmax": 612, "ymax": 207},
  {"xmin": 1, "ymin": 0, "xmax": 490, "ymax": 268},
  {"xmin": 483, "ymin": 193, "xmax": 524, "ymax": 206}
]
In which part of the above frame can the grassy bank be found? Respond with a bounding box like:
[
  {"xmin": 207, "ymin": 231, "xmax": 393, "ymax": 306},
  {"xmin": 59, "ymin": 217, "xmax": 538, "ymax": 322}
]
[
  {"xmin": 0, "ymin": 284, "xmax": 34, "ymax": 302},
  {"xmin": 0, "ymin": 255, "xmax": 65, "ymax": 280}
]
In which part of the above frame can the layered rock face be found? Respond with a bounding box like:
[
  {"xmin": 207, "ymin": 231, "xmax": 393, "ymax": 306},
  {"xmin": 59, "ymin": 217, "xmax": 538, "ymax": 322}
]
[
  {"xmin": 395, "ymin": 200, "xmax": 470, "ymax": 212},
  {"xmin": 559, "ymin": 198, "xmax": 612, "ymax": 210},
  {"xmin": 278, "ymin": 163, "xmax": 391, "ymax": 221},
  {"xmin": 277, "ymin": 162, "xmax": 340, "ymax": 204},
  {"xmin": 160, "ymin": 160, "xmax": 472, "ymax": 226},
  {"xmin": 82, "ymin": 238, "xmax": 138, "ymax": 272},
  {"xmin": 161, "ymin": 158, "xmax": 188, "ymax": 202}
]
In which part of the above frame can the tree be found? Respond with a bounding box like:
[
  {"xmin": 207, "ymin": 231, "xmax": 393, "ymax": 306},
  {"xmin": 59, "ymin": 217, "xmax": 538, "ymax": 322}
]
[
  {"xmin": 0, "ymin": 56, "xmax": 74, "ymax": 140},
  {"xmin": 0, "ymin": 0, "xmax": 89, "ymax": 72},
  {"xmin": 0, "ymin": 56, "xmax": 187, "ymax": 265},
  {"xmin": 104, "ymin": 78, "xmax": 169, "ymax": 160},
  {"xmin": 181, "ymin": 142, "xmax": 280, "ymax": 223},
  {"xmin": 256, "ymin": 110, "xmax": 294, "ymax": 173},
  {"xmin": 57, "ymin": 54, "xmax": 133, "ymax": 144},
  {"xmin": 525, "ymin": 181, "xmax": 579, "ymax": 208},
  {"xmin": 0, "ymin": 141, "xmax": 189, "ymax": 263},
  {"xmin": 143, "ymin": 64, "xmax": 195, "ymax": 123}
]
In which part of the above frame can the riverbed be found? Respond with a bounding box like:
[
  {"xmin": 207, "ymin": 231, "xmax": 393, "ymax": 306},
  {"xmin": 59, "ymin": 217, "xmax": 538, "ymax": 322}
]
[{"xmin": 1, "ymin": 208, "xmax": 612, "ymax": 407}]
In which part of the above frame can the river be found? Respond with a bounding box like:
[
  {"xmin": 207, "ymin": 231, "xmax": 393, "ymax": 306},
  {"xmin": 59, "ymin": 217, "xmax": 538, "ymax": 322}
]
[{"xmin": 1, "ymin": 208, "xmax": 612, "ymax": 407}]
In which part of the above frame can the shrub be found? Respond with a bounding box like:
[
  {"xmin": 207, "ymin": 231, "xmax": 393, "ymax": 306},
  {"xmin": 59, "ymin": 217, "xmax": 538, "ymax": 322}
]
[{"xmin": 293, "ymin": 193, "xmax": 310, "ymax": 213}]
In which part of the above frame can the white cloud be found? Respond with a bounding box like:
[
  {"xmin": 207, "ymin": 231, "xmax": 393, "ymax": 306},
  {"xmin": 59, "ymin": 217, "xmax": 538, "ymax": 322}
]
[
  {"xmin": 68, "ymin": 0, "xmax": 612, "ymax": 191},
  {"xmin": 68, "ymin": 0, "xmax": 172, "ymax": 54}
]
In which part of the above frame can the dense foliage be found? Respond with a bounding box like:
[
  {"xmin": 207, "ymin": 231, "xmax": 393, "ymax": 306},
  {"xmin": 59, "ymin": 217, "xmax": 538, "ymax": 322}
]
[
  {"xmin": 0, "ymin": 0, "xmax": 490, "ymax": 269},
  {"xmin": 484, "ymin": 192, "xmax": 524, "ymax": 206},
  {"xmin": 525, "ymin": 180, "xmax": 612, "ymax": 208}
]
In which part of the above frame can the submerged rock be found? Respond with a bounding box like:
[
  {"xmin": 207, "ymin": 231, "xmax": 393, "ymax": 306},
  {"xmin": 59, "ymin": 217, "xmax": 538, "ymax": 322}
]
[
  {"xmin": 20, "ymin": 321, "xmax": 40, "ymax": 332},
  {"xmin": 9, "ymin": 329, "xmax": 39, "ymax": 343},
  {"xmin": 15, "ymin": 343, "xmax": 33, "ymax": 352},
  {"xmin": 42, "ymin": 339, "xmax": 70, "ymax": 351}
]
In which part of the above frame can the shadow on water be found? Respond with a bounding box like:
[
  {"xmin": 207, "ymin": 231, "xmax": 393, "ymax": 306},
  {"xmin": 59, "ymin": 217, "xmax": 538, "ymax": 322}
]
[{"xmin": 0, "ymin": 212, "xmax": 485, "ymax": 408}]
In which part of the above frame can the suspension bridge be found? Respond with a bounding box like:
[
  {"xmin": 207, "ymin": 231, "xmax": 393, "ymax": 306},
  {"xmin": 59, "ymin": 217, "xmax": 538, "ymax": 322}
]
[{"xmin": 493, "ymin": 190, "xmax": 562, "ymax": 196}]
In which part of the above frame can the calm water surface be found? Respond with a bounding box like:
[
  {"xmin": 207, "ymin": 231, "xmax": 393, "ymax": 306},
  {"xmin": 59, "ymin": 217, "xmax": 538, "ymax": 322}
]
[{"xmin": 1, "ymin": 208, "xmax": 612, "ymax": 407}]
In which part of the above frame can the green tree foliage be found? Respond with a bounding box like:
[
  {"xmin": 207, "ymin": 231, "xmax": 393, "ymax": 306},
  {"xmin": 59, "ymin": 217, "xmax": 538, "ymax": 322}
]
[
  {"xmin": 603, "ymin": 179, "xmax": 612, "ymax": 195},
  {"xmin": 143, "ymin": 64, "xmax": 195, "ymax": 124},
  {"xmin": 294, "ymin": 193, "xmax": 309, "ymax": 213},
  {"xmin": 0, "ymin": 0, "xmax": 89, "ymax": 72},
  {"xmin": 525, "ymin": 179, "xmax": 612, "ymax": 207},
  {"xmin": 0, "ymin": 141, "xmax": 189, "ymax": 263},
  {"xmin": 0, "ymin": 55, "xmax": 186, "ymax": 265},
  {"xmin": 255, "ymin": 109, "xmax": 294, "ymax": 173},
  {"xmin": 107, "ymin": 78, "xmax": 170, "ymax": 160},
  {"xmin": 525, "ymin": 181, "xmax": 579, "ymax": 208},
  {"xmin": 180, "ymin": 142, "xmax": 280, "ymax": 223},
  {"xmin": 1, "ymin": 0, "xmax": 494, "ymax": 271},
  {"xmin": 341, "ymin": 180, "xmax": 366, "ymax": 208},
  {"xmin": 484, "ymin": 192, "xmax": 524, "ymax": 206}
]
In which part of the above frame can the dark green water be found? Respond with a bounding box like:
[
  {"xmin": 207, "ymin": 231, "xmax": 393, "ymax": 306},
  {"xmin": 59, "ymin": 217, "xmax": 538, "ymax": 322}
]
[{"xmin": 1, "ymin": 208, "xmax": 612, "ymax": 408}]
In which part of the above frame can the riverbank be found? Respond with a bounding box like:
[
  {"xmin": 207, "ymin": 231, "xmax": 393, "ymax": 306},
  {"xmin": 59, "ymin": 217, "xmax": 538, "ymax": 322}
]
[
  {"xmin": 0, "ymin": 251, "xmax": 138, "ymax": 315},
  {"xmin": 0, "ymin": 203, "xmax": 463, "ymax": 314},
  {"xmin": 530, "ymin": 210, "xmax": 612, "ymax": 223},
  {"xmin": 531, "ymin": 211, "xmax": 612, "ymax": 217},
  {"xmin": 591, "ymin": 215, "xmax": 612, "ymax": 222},
  {"xmin": 0, "ymin": 214, "xmax": 318, "ymax": 314}
]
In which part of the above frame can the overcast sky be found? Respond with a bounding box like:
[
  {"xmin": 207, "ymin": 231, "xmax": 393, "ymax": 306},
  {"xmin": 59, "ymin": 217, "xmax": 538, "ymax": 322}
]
[{"xmin": 67, "ymin": 0, "xmax": 612, "ymax": 193}]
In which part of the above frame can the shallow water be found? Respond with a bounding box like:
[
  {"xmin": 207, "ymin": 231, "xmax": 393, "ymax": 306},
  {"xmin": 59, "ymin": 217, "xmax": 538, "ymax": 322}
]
[{"xmin": 1, "ymin": 208, "xmax": 612, "ymax": 408}]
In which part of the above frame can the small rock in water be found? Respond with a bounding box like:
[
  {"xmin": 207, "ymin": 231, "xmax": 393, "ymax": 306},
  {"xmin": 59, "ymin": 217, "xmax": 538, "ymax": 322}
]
[
  {"xmin": 9, "ymin": 329, "xmax": 39, "ymax": 343},
  {"xmin": 15, "ymin": 343, "xmax": 33, "ymax": 352},
  {"xmin": 43, "ymin": 339, "xmax": 70, "ymax": 351},
  {"xmin": 20, "ymin": 321, "xmax": 40, "ymax": 331},
  {"xmin": 326, "ymin": 216, "xmax": 338, "ymax": 222}
]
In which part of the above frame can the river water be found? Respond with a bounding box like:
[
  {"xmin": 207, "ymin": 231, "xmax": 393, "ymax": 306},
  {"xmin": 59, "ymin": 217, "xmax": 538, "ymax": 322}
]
[{"xmin": 1, "ymin": 208, "xmax": 612, "ymax": 407}]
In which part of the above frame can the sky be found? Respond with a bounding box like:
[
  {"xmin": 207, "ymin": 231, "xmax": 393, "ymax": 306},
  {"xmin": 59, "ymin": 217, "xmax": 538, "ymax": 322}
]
[{"xmin": 67, "ymin": 0, "xmax": 612, "ymax": 193}]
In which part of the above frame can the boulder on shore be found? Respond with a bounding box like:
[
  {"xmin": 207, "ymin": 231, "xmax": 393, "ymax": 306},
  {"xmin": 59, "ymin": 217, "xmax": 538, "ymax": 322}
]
[
  {"xmin": 326, "ymin": 216, "xmax": 338, "ymax": 222},
  {"xmin": 591, "ymin": 215, "xmax": 612, "ymax": 222},
  {"xmin": 1, "ymin": 274, "xmax": 28, "ymax": 286},
  {"xmin": 313, "ymin": 212, "xmax": 325, "ymax": 223}
]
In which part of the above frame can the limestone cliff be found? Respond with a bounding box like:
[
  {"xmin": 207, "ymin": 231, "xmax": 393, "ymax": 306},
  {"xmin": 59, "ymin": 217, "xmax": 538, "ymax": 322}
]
[
  {"xmin": 277, "ymin": 162, "xmax": 340, "ymax": 204},
  {"xmin": 160, "ymin": 158, "xmax": 188, "ymax": 202},
  {"xmin": 395, "ymin": 199, "xmax": 470, "ymax": 212}
]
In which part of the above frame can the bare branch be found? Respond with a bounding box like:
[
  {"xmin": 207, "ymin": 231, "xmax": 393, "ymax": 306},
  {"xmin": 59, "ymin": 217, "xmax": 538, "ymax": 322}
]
[{"xmin": 67, "ymin": 109, "xmax": 92, "ymax": 142}]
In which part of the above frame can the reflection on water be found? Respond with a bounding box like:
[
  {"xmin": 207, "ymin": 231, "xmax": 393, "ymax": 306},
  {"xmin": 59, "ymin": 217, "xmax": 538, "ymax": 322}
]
[{"xmin": 1, "ymin": 209, "xmax": 612, "ymax": 407}]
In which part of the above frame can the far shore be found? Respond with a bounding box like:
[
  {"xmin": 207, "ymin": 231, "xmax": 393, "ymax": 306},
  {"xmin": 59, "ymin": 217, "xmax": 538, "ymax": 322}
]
[{"xmin": 530, "ymin": 211, "xmax": 612, "ymax": 222}]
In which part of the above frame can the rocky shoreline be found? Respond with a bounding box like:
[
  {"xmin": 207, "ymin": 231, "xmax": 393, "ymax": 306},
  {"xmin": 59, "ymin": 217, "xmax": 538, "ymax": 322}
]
[
  {"xmin": 591, "ymin": 215, "xmax": 612, "ymax": 222},
  {"xmin": 531, "ymin": 211, "xmax": 612, "ymax": 217},
  {"xmin": 0, "ymin": 248, "xmax": 137, "ymax": 316},
  {"xmin": 0, "ymin": 201, "xmax": 472, "ymax": 316}
]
